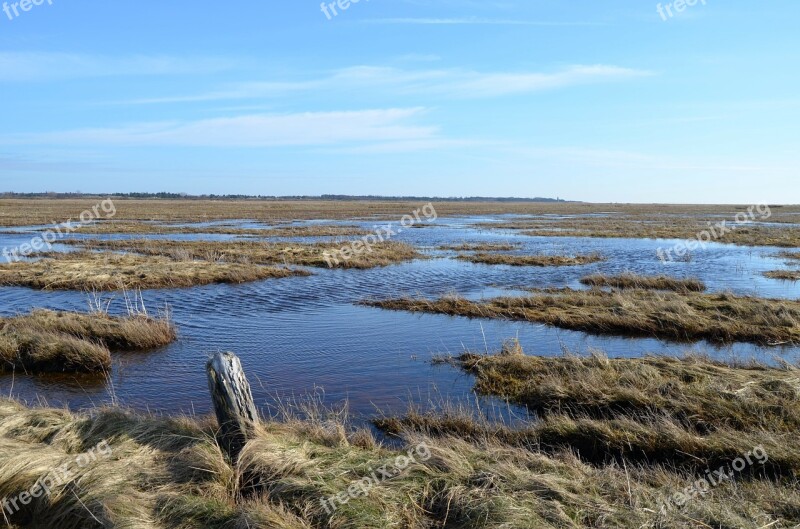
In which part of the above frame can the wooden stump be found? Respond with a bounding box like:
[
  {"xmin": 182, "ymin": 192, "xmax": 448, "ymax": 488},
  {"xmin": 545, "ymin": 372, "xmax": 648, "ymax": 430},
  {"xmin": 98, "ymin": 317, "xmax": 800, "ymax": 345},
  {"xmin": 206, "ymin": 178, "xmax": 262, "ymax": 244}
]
[{"xmin": 206, "ymin": 352, "xmax": 258, "ymax": 462}]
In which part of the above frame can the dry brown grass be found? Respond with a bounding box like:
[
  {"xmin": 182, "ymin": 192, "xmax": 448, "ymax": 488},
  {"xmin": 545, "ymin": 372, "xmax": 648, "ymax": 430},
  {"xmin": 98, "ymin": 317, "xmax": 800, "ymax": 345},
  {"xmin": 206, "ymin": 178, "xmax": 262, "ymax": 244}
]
[
  {"xmin": 0, "ymin": 309, "xmax": 176, "ymax": 373},
  {"xmin": 3, "ymin": 198, "xmax": 799, "ymax": 226},
  {"xmin": 377, "ymin": 344, "xmax": 800, "ymax": 527},
  {"xmin": 40, "ymin": 221, "xmax": 268, "ymax": 236},
  {"xmin": 479, "ymin": 212, "xmax": 800, "ymax": 248},
  {"xmin": 34, "ymin": 221, "xmax": 371, "ymax": 238},
  {"xmin": 260, "ymin": 225, "xmax": 371, "ymax": 238},
  {"xmin": 455, "ymin": 342, "xmax": 799, "ymax": 433},
  {"xmin": 458, "ymin": 252, "xmax": 604, "ymax": 267},
  {"xmin": 580, "ymin": 273, "xmax": 706, "ymax": 292},
  {"xmin": 365, "ymin": 288, "xmax": 800, "ymax": 345},
  {"xmin": 2, "ymin": 392, "xmax": 799, "ymax": 529},
  {"xmin": 0, "ymin": 251, "xmax": 308, "ymax": 291},
  {"xmin": 69, "ymin": 238, "xmax": 422, "ymax": 269}
]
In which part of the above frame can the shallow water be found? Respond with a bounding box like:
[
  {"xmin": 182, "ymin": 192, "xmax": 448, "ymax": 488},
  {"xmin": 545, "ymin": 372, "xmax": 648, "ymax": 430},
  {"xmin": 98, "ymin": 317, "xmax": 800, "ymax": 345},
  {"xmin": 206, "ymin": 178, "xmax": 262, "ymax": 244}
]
[{"xmin": 1, "ymin": 215, "xmax": 799, "ymax": 420}]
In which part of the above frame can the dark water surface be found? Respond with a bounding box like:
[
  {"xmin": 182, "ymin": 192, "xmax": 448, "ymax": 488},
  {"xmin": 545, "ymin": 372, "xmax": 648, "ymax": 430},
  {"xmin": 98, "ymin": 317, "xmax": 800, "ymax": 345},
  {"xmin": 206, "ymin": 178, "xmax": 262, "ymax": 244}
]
[{"xmin": 1, "ymin": 215, "xmax": 799, "ymax": 420}]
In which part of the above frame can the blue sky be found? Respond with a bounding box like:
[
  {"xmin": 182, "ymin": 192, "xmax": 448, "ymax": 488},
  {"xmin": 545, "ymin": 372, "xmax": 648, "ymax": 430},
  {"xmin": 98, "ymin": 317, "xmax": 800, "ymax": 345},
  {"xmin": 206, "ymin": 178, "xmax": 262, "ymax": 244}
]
[{"xmin": 1, "ymin": 0, "xmax": 798, "ymax": 202}]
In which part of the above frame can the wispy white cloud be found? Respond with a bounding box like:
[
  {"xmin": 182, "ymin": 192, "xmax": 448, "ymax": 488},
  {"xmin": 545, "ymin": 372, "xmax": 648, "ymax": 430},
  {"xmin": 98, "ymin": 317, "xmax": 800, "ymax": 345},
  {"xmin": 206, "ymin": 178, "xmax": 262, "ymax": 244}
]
[
  {"xmin": 0, "ymin": 52, "xmax": 238, "ymax": 82},
  {"xmin": 4, "ymin": 108, "xmax": 439, "ymax": 148},
  {"xmin": 361, "ymin": 17, "xmax": 604, "ymax": 26},
  {"xmin": 122, "ymin": 64, "xmax": 651, "ymax": 104}
]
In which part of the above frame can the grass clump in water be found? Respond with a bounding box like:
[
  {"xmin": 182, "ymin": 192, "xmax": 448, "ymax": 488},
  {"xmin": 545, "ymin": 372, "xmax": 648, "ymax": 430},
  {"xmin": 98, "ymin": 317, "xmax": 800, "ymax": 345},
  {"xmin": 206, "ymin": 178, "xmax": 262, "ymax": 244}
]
[
  {"xmin": 0, "ymin": 309, "xmax": 176, "ymax": 373},
  {"xmin": 437, "ymin": 242, "xmax": 521, "ymax": 252},
  {"xmin": 457, "ymin": 252, "xmax": 604, "ymax": 267},
  {"xmin": 580, "ymin": 272, "xmax": 706, "ymax": 292},
  {"xmin": 0, "ymin": 251, "xmax": 308, "ymax": 291},
  {"xmin": 365, "ymin": 288, "xmax": 800, "ymax": 345},
  {"xmin": 764, "ymin": 270, "xmax": 800, "ymax": 281},
  {"xmin": 69, "ymin": 238, "xmax": 422, "ymax": 270}
]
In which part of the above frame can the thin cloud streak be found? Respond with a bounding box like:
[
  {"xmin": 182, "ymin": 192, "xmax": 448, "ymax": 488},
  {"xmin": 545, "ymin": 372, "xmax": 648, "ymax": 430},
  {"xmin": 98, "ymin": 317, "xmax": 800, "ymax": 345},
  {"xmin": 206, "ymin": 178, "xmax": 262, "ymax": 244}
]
[
  {"xmin": 4, "ymin": 108, "xmax": 440, "ymax": 148},
  {"xmin": 118, "ymin": 64, "xmax": 651, "ymax": 105},
  {"xmin": 360, "ymin": 18, "xmax": 605, "ymax": 26},
  {"xmin": 0, "ymin": 52, "xmax": 239, "ymax": 82}
]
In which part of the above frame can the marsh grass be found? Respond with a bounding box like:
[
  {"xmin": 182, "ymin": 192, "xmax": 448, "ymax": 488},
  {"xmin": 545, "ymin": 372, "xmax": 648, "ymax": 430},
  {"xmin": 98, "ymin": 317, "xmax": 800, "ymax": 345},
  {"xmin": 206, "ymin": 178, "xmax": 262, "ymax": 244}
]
[
  {"xmin": 1, "ymin": 390, "xmax": 798, "ymax": 528},
  {"xmin": 69, "ymin": 238, "xmax": 422, "ymax": 269},
  {"xmin": 457, "ymin": 252, "xmax": 604, "ymax": 267},
  {"xmin": 580, "ymin": 273, "xmax": 706, "ymax": 292},
  {"xmin": 375, "ymin": 344, "xmax": 800, "ymax": 527},
  {"xmin": 478, "ymin": 214, "xmax": 800, "ymax": 248},
  {"xmin": 48, "ymin": 221, "xmax": 371, "ymax": 238},
  {"xmin": 365, "ymin": 288, "xmax": 800, "ymax": 345},
  {"xmin": 392, "ymin": 343, "xmax": 800, "ymax": 470},
  {"xmin": 5, "ymin": 199, "xmax": 800, "ymax": 228},
  {"xmin": 0, "ymin": 309, "xmax": 176, "ymax": 373},
  {"xmin": 0, "ymin": 251, "xmax": 308, "ymax": 291}
]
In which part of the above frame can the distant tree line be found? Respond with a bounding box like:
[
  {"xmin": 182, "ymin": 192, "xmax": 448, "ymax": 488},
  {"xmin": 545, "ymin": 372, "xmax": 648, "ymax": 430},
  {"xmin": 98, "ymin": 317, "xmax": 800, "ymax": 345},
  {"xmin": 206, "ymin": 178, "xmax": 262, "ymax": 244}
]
[{"xmin": 0, "ymin": 192, "xmax": 570, "ymax": 202}]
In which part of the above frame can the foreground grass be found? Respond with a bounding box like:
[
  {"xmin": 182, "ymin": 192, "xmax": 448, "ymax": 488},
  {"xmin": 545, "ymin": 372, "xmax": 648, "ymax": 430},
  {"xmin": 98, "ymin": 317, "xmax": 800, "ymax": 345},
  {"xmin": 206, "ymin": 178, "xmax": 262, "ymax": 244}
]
[
  {"xmin": 458, "ymin": 252, "xmax": 604, "ymax": 267},
  {"xmin": 365, "ymin": 288, "xmax": 800, "ymax": 345},
  {"xmin": 69, "ymin": 238, "xmax": 422, "ymax": 269},
  {"xmin": 2, "ymin": 386, "xmax": 799, "ymax": 528},
  {"xmin": 0, "ymin": 251, "xmax": 308, "ymax": 291},
  {"xmin": 580, "ymin": 273, "xmax": 706, "ymax": 292},
  {"xmin": 0, "ymin": 309, "xmax": 175, "ymax": 373}
]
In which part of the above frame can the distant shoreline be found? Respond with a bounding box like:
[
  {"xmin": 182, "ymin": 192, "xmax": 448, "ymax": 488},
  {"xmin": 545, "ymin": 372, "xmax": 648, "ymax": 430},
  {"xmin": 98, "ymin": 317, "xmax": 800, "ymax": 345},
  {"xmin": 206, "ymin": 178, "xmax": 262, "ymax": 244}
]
[{"xmin": 0, "ymin": 193, "xmax": 572, "ymax": 203}]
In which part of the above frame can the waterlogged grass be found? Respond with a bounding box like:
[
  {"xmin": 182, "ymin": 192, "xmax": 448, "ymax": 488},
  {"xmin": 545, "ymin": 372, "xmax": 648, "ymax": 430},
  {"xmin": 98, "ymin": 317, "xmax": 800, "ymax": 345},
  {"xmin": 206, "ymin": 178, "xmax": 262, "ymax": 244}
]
[
  {"xmin": 365, "ymin": 288, "xmax": 800, "ymax": 345},
  {"xmin": 580, "ymin": 273, "xmax": 706, "ymax": 292},
  {"xmin": 457, "ymin": 252, "xmax": 604, "ymax": 267},
  {"xmin": 0, "ymin": 309, "xmax": 176, "ymax": 373},
  {"xmin": 764, "ymin": 270, "xmax": 800, "ymax": 281},
  {"xmin": 69, "ymin": 238, "xmax": 422, "ymax": 269},
  {"xmin": 376, "ymin": 343, "xmax": 800, "ymax": 527},
  {"xmin": 437, "ymin": 242, "xmax": 521, "ymax": 252},
  {"xmin": 0, "ymin": 251, "xmax": 308, "ymax": 291},
  {"xmin": 453, "ymin": 342, "xmax": 800, "ymax": 433},
  {"xmin": 477, "ymin": 214, "xmax": 800, "ymax": 248}
]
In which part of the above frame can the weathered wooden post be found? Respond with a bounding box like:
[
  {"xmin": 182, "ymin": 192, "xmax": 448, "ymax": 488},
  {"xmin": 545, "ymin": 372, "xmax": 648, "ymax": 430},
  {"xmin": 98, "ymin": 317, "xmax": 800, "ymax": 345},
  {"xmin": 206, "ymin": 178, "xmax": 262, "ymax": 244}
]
[{"xmin": 206, "ymin": 352, "xmax": 258, "ymax": 462}]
